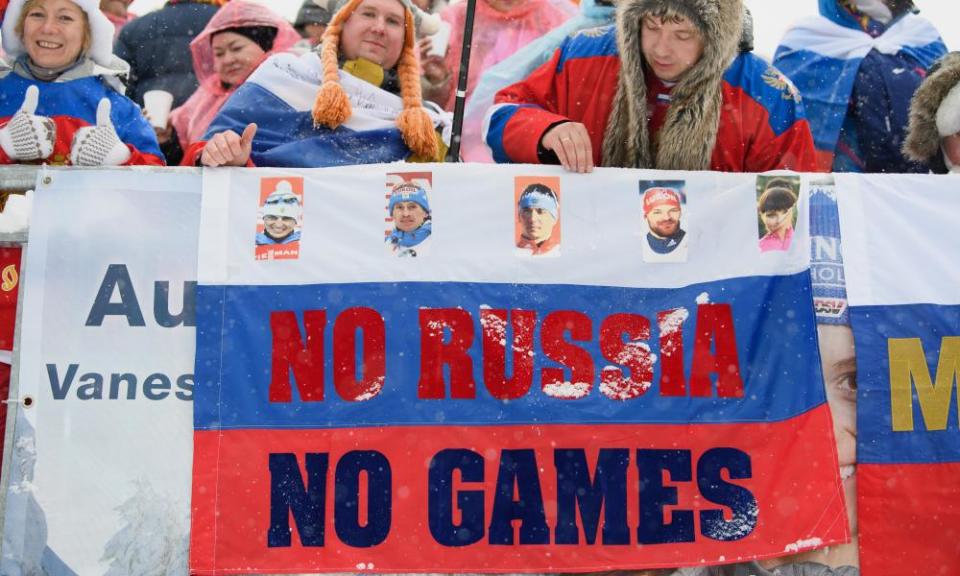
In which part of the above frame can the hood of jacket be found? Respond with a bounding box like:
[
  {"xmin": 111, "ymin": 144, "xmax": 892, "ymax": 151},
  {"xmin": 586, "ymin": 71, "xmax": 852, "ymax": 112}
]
[
  {"xmin": 904, "ymin": 51, "xmax": 960, "ymax": 169},
  {"xmin": 601, "ymin": 0, "xmax": 743, "ymax": 170},
  {"xmin": 189, "ymin": 0, "xmax": 301, "ymax": 89},
  {"xmin": 819, "ymin": 0, "xmax": 916, "ymax": 31}
]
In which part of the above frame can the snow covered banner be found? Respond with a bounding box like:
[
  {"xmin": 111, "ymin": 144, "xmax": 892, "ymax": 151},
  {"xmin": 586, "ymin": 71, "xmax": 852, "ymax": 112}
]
[
  {"xmin": 836, "ymin": 174, "xmax": 960, "ymax": 576},
  {"xmin": 191, "ymin": 164, "xmax": 848, "ymax": 574},
  {"xmin": 1, "ymin": 168, "xmax": 199, "ymax": 575}
]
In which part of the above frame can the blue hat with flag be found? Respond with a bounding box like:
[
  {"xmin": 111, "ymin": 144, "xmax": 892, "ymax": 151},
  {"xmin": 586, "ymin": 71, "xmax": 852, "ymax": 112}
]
[{"xmin": 388, "ymin": 183, "xmax": 430, "ymax": 214}]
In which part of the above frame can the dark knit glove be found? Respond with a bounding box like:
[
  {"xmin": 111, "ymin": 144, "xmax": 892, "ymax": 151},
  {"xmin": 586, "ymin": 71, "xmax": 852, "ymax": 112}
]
[
  {"xmin": 69, "ymin": 99, "xmax": 131, "ymax": 166},
  {"xmin": 0, "ymin": 85, "xmax": 56, "ymax": 161}
]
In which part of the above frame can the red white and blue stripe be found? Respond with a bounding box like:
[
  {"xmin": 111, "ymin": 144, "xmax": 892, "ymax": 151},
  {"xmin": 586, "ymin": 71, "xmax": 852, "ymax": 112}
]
[{"xmin": 190, "ymin": 166, "xmax": 847, "ymax": 574}]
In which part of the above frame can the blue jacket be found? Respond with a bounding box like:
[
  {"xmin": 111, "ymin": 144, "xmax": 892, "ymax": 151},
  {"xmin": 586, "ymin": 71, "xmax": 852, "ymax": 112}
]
[
  {"xmin": 774, "ymin": 0, "xmax": 946, "ymax": 172},
  {"xmin": 0, "ymin": 63, "xmax": 164, "ymax": 165},
  {"xmin": 114, "ymin": 1, "xmax": 219, "ymax": 107}
]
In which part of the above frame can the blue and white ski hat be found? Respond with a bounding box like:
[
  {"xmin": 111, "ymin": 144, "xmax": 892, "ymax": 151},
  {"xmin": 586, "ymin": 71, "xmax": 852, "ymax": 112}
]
[
  {"xmin": 517, "ymin": 183, "xmax": 558, "ymax": 220},
  {"xmin": 388, "ymin": 183, "xmax": 430, "ymax": 214},
  {"xmin": 262, "ymin": 180, "xmax": 302, "ymax": 222}
]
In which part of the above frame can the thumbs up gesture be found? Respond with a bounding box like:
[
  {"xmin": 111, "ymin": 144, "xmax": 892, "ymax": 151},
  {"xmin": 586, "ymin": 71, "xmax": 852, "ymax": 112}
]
[
  {"xmin": 69, "ymin": 98, "xmax": 131, "ymax": 166},
  {"xmin": 200, "ymin": 123, "xmax": 257, "ymax": 167},
  {"xmin": 0, "ymin": 85, "xmax": 57, "ymax": 161}
]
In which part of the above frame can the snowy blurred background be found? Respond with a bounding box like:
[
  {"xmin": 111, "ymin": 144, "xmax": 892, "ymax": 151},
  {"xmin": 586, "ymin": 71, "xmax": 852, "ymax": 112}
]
[{"xmin": 125, "ymin": 0, "xmax": 959, "ymax": 59}]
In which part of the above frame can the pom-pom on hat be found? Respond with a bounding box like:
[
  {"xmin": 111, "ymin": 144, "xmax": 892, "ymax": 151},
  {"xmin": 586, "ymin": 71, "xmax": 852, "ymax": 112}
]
[
  {"xmin": 262, "ymin": 181, "xmax": 303, "ymax": 222},
  {"xmin": 312, "ymin": 0, "xmax": 438, "ymax": 159},
  {"xmin": 642, "ymin": 187, "xmax": 682, "ymax": 215},
  {"xmin": 2, "ymin": 0, "xmax": 116, "ymax": 68},
  {"xmin": 388, "ymin": 183, "xmax": 431, "ymax": 214}
]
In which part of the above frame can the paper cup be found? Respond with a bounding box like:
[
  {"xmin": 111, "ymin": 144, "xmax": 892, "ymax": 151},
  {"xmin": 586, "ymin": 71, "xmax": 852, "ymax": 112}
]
[{"xmin": 143, "ymin": 90, "xmax": 174, "ymax": 129}]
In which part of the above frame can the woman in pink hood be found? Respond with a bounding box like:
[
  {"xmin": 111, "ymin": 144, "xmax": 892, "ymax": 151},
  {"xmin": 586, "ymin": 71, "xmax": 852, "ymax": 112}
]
[{"xmin": 159, "ymin": 0, "xmax": 300, "ymax": 164}]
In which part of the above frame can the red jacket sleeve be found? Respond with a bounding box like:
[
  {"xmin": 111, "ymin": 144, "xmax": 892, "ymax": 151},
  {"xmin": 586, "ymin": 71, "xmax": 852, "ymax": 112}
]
[
  {"xmin": 123, "ymin": 145, "xmax": 165, "ymax": 166},
  {"xmin": 487, "ymin": 47, "xmax": 573, "ymax": 164},
  {"xmin": 714, "ymin": 57, "xmax": 824, "ymax": 174}
]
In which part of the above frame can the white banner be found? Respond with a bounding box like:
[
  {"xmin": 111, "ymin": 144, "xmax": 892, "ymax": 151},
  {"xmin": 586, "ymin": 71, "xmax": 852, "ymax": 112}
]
[
  {"xmin": 2, "ymin": 168, "xmax": 200, "ymax": 575},
  {"xmin": 835, "ymin": 173, "xmax": 960, "ymax": 307}
]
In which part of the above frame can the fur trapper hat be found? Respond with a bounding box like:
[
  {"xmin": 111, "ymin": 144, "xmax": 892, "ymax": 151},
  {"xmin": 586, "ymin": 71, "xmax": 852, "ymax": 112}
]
[
  {"xmin": 904, "ymin": 52, "xmax": 960, "ymax": 167},
  {"xmin": 602, "ymin": 0, "xmax": 743, "ymax": 170},
  {"xmin": 313, "ymin": 0, "xmax": 438, "ymax": 159},
  {"xmin": 2, "ymin": 0, "xmax": 115, "ymax": 68}
]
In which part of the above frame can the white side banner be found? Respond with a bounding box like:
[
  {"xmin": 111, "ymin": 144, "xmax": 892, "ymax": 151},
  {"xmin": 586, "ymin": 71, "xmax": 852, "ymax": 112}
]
[
  {"xmin": 835, "ymin": 173, "xmax": 960, "ymax": 307},
  {"xmin": 1, "ymin": 168, "xmax": 200, "ymax": 575}
]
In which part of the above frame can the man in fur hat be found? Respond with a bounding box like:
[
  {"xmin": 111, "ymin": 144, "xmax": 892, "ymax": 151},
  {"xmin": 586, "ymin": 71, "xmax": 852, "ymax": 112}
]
[
  {"xmin": 483, "ymin": 0, "xmax": 818, "ymax": 173},
  {"xmin": 904, "ymin": 52, "xmax": 960, "ymax": 174}
]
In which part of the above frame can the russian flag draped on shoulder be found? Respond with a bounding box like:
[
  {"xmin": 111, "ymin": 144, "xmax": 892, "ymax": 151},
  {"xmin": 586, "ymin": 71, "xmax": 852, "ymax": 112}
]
[
  {"xmin": 836, "ymin": 174, "xmax": 960, "ymax": 575},
  {"xmin": 191, "ymin": 52, "xmax": 450, "ymax": 168},
  {"xmin": 190, "ymin": 164, "xmax": 847, "ymax": 574},
  {"xmin": 774, "ymin": 0, "xmax": 945, "ymax": 171}
]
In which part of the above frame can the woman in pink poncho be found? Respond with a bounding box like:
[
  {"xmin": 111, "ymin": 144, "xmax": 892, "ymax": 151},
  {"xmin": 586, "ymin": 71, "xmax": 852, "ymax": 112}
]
[
  {"xmin": 421, "ymin": 0, "xmax": 575, "ymax": 160},
  {"xmin": 159, "ymin": 0, "xmax": 299, "ymax": 164}
]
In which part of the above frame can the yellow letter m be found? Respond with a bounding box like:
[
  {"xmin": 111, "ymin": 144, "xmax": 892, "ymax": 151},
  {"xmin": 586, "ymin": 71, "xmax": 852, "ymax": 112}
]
[{"xmin": 889, "ymin": 337, "xmax": 960, "ymax": 432}]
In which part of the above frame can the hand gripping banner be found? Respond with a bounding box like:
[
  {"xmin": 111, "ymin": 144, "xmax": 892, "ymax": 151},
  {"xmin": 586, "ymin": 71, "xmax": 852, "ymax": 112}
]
[
  {"xmin": 836, "ymin": 174, "xmax": 960, "ymax": 576},
  {"xmin": 190, "ymin": 165, "xmax": 849, "ymax": 574}
]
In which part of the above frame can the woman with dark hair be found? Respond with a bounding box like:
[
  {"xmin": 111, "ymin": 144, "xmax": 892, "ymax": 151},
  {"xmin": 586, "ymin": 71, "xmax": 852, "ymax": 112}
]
[
  {"xmin": 0, "ymin": 0, "xmax": 162, "ymax": 165},
  {"xmin": 757, "ymin": 180, "xmax": 798, "ymax": 253},
  {"xmin": 158, "ymin": 0, "xmax": 300, "ymax": 164}
]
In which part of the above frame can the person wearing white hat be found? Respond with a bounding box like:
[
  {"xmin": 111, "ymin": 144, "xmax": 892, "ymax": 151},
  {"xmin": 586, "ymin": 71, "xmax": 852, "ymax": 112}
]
[
  {"xmin": 256, "ymin": 181, "xmax": 303, "ymax": 245},
  {"xmin": 0, "ymin": 0, "xmax": 163, "ymax": 166}
]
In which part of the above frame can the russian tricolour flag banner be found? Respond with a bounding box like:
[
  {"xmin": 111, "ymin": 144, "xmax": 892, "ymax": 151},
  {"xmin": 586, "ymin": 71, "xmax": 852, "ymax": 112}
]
[
  {"xmin": 837, "ymin": 175, "xmax": 960, "ymax": 575},
  {"xmin": 190, "ymin": 165, "xmax": 848, "ymax": 574}
]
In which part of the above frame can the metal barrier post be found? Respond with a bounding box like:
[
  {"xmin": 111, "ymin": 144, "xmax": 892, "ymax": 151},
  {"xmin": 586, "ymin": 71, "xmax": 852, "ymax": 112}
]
[{"xmin": 0, "ymin": 165, "xmax": 38, "ymax": 558}]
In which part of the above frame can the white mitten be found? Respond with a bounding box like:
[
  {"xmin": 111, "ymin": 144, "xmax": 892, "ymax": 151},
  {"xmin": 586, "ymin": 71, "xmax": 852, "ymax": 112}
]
[
  {"xmin": 69, "ymin": 99, "xmax": 131, "ymax": 166},
  {"xmin": 0, "ymin": 85, "xmax": 56, "ymax": 161}
]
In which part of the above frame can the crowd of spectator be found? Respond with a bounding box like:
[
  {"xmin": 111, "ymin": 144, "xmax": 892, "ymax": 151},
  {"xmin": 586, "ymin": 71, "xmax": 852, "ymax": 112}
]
[{"xmin": 0, "ymin": 0, "xmax": 954, "ymax": 174}]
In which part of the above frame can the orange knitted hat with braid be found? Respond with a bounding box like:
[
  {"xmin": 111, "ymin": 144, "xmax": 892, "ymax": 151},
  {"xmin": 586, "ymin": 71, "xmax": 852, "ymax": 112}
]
[{"xmin": 313, "ymin": 0, "xmax": 438, "ymax": 159}]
